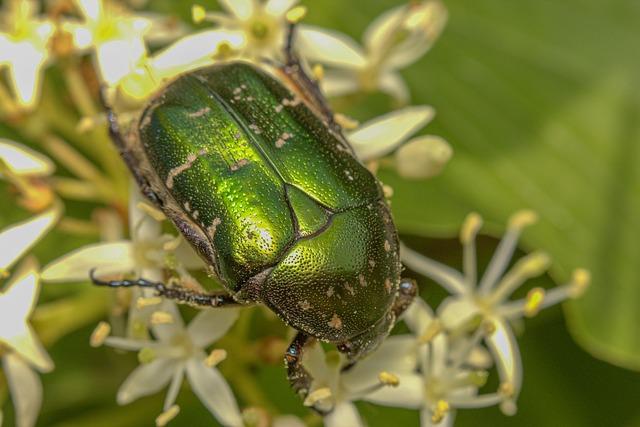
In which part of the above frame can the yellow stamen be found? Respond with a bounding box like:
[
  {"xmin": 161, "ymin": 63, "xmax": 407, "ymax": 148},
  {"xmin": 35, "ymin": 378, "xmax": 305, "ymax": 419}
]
[
  {"xmin": 382, "ymin": 184, "xmax": 394, "ymax": 199},
  {"xmin": 419, "ymin": 319, "xmax": 442, "ymax": 344},
  {"xmin": 524, "ymin": 287, "xmax": 545, "ymax": 317},
  {"xmin": 205, "ymin": 349, "xmax": 228, "ymax": 367},
  {"xmin": 460, "ymin": 212, "xmax": 483, "ymax": 245},
  {"xmin": 285, "ymin": 6, "xmax": 308, "ymax": 24},
  {"xmin": 519, "ymin": 252, "xmax": 551, "ymax": 276},
  {"xmin": 90, "ymin": 321, "xmax": 111, "ymax": 347},
  {"xmin": 151, "ymin": 311, "xmax": 174, "ymax": 325},
  {"xmin": 431, "ymin": 399, "xmax": 450, "ymax": 423},
  {"xmin": 333, "ymin": 113, "xmax": 359, "ymax": 130},
  {"xmin": 136, "ymin": 296, "xmax": 163, "ymax": 309},
  {"xmin": 569, "ymin": 268, "xmax": 590, "ymax": 298},
  {"xmin": 378, "ymin": 371, "xmax": 400, "ymax": 387},
  {"xmin": 468, "ymin": 370, "xmax": 489, "ymax": 387},
  {"xmin": 499, "ymin": 382, "xmax": 515, "ymax": 398},
  {"xmin": 191, "ymin": 5, "xmax": 207, "ymax": 24},
  {"xmin": 312, "ymin": 64, "xmax": 324, "ymax": 81},
  {"xmin": 156, "ymin": 405, "xmax": 180, "ymax": 427},
  {"xmin": 137, "ymin": 201, "xmax": 166, "ymax": 221},
  {"xmin": 138, "ymin": 347, "xmax": 156, "ymax": 364},
  {"xmin": 303, "ymin": 387, "xmax": 332, "ymax": 407},
  {"xmin": 507, "ymin": 210, "xmax": 538, "ymax": 231}
]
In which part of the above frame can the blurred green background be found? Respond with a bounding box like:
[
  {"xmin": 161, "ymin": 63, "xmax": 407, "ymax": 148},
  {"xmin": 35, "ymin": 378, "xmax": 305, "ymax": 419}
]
[{"xmin": 2, "ymin": 0, "xmax": 640, "ymax": 425}]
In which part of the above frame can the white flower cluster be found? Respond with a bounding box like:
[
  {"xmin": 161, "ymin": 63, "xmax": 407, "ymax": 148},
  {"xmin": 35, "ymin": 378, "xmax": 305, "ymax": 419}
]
[
  {"xmin": 296, "ymin": 211, "xmax": 589, "ymax": 427},
  {"xmin": 0, "ymin": 1, "xmax": 589, "ymax": 426}
]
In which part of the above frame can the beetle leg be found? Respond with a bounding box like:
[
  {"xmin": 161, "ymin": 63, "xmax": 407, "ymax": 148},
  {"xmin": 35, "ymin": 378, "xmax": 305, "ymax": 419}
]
[
  {"xmin": 392, "ymin": 277, "xmax": 419, "ymax": 318},
  {"xmin": 281, "ymin": 21, "xmax": 343, "ymax": 137},
  {"xmin": 284, "ymin": 332, "xmax": 331, "ymax": 413},
  {"xmin": 90, "ymin": 269, "xmax": 241, "ymax": 308}
]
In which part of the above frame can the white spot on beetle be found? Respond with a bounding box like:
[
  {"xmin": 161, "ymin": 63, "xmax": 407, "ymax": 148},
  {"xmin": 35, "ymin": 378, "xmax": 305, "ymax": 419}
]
[
  {"xmin": 249, "ymin": 124, "xmax": 262, "ymax": 134},
  {"xmin": 344, "ymin": 283, "xmax": 355, "ymax": 296},
  {"xmin": 384, "ymin": 278, "xmax": 393, "ymax": 294},
  {"xmin": 166, "ymin": 148, "xmax": 207, "ymax": 189},
  {"xmin": 326, "ymin": 286, "xmax": 335, "ymax": 298},
  {"xmin": 344, "ymin": 169, "xmax": 354, "ymax": 181},
  {"xmin": 384, "ymin": 240, "xmax": 391, "ymax": 252},
  {"xmin": 192, "ymin": 210, "xmax": 200, "ymax": 220},
  {"xmin": 298, "ymin": 300, "xmax": 311, "ymax": 311},
  {"xmin": 275, "ymin": 104, "xmax": 284, "ymax": 113},
  {"xmin": 328, "ymin": 313, "xmax": 343, "ymax": 330},
  {"xmin": 359, "ymin": 274, "xmax": 367, "ymax": 287},
  {"xmin": 275, "ymin": 132, "xmax": 293, "ymax": 148},
  {"xmin": 188, "ymin": 107, "xmax": 211, "ymax": 118},
  {"xmin": 233, "ymin": 87, "xmax": 242, "ymax": 95},
  {"xmin": 230, "ymin": 158, "xmax": 249, "ymax": 171},
  {"xmin": 282, "ymin": 96, "xmax": 302, "ymax": 107},
  {"xmin": 183, "ymin": 201, "xmax": 191, "ymax": 212},
  {"xmin": 207, "ymin": 217, "xmax": 222, "ymax": 239}
]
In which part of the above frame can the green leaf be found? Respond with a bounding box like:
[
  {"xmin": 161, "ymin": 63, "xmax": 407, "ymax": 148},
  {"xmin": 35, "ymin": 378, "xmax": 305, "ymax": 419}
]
[{"xmin": 377, "ymin": 0, "xmax": 640, "ymax": 369}]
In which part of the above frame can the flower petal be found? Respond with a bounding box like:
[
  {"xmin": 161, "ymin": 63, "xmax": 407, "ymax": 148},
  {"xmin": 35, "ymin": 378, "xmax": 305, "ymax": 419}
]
[
  {"xmin": 0, "ymin": 139, "xmax": 55, "ymax": 177},
  {"xmin": 378, "ymin": 71, "xmax": 410, "ymax": 104},
  {"xmin": 5, "ymin": 43, "xmax": 49, "ymax": 108},
  {"xmin": 485, "ymin": 319, "xmax": 522, "ymax": 393},
  {"xmin": 395, "ymin": 135, "xmax": 452, "ymax": 180},
  {"xmin": 218, "ymin": 0, "xmax": 254, "ymax": 20},
  {"xmin": 402, "ymin": 297, "xmax": 435, "ymax": 335},
  {"xmin": 264, "ymin": 0, "xmax": 299, "ymax": 16},
  {"xmin": 302, "ymin": 342, "xmax": 330, "ymax": 384},
  {"xmin": 3, "ymin": 353, "xmax": 42, "ymax": 427},
  {"xmin": 324, "ymin": 402, "xmax": 364, "ymax": 427},
  {"xmin": 364, "ymin": 1, "xmax": 448, "ymax": 70},
  {"xmin": 116, "ymin": 357, "xmax": 177, "ymax": 405},
  {"xmin": 343, "ymin": 335, "xmax": 417, "ymax": 392},
  {"xmin": 364, "ymin": 372, "xmax": 424, "ymax": 409},
  {"xmin": 347, "ymin": 106, "xmax": 434, "ymax": 161},
  {"xmin": 297, "ymin": 26, "xmax": 367, "ymax": 69},
  {"xmin": 151, "ymin": 29, "xmax": 246, "ymax": 80},
  {"xmin": 186, "ymin": 358, "xmax": 243, "ymax": 427},
  {"xmin": 41, "ymin": 241, "xmax": 137, "ymax": 282},
  {"xmin": 319, "ymin": 71, "xmax": 359, "ymax": 98},
  {"xmin": 437, "ymin": 297, "xmax": 479, "ymax": 332},
  {"xmin": 0, "ymin": 206, "xmax": 60, "ymax": 271},
  {"xmin": 187, "ymin": 307, "xmax": 239, "ymax": 348}
]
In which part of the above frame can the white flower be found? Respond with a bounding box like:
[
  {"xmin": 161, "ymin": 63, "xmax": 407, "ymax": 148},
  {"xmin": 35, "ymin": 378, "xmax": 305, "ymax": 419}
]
[
  {"xmin": 101, "ymin": 303, "xmax": 243, "ymax": 427},
  {"xmin": 400, "ymin": 211, "xmax": 590, "ymax": 414},
  {"xmin": 367, "ymin": 298, "xmax": 507, "ymax": 426},
  {"xmin": 113, "ymin": 28, "xmax": 245, "ymax": 104},
  {"xmin": 346, "ymin": 106, "xmax": 451, "ymax": 178},
  {"xmin": 62, "ymin": 0, "xmax": 163, "ymax": 86},
  {"xmin": 41, "ymin": 186, "xmax": 202, "ymax": 284},
  {"xmin": 0, "ymin": 0, "xmax": 55, "ymax": 109},
  {"xmin": 0, "ymin": 208, "xmax": 60, "ymax": 427},
  {"xmin": 302, "ymin": 335, "xmax": 417, "ymax": 427},
  {"xmin": 191, "ymin": 0, "xmax": 302, "ymax": 59},
  {"xmin": 298, "ymin": 1, "xmax": 447, "ymax": 103}
]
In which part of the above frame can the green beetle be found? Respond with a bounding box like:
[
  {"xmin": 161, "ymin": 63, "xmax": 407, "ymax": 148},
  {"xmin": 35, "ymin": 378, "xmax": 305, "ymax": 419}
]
[{"xmin": 95, "ymin": 46, "xmax": 416, "ymax": 410}]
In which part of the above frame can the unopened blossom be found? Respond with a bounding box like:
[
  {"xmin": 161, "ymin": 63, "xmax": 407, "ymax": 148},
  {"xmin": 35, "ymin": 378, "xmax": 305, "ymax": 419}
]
[
  {"xmin": 191, "ymin": 0, "xmax": 304, "ymax": 59},
  {"xmin": 99, "ymin": 303, "xmax": 243, "ymax": 427},
  {"xmin": 0, "ymin": 0, "xmax": 55, "ymax": 109},
  {"xmin": 367, "ymin": 298, "xmax": 509, "ymax": 427},
  {"xmin": 302, "ymin": 335, "xmax": 417, "ymax": 427},
  {"xmin": 401, "ymin": 211, "xmax": 590, "ymax": 414},
  {"xmin": 347, "ymin": 106, "xmax": 451, "ymax": 178},
  {"xmin": 299, "ymin": 1, "xmax": 447, "ymax": 103},
  {"xmin": 0, "ymin": 207, "xmax": 60, "ymax": 427}
]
